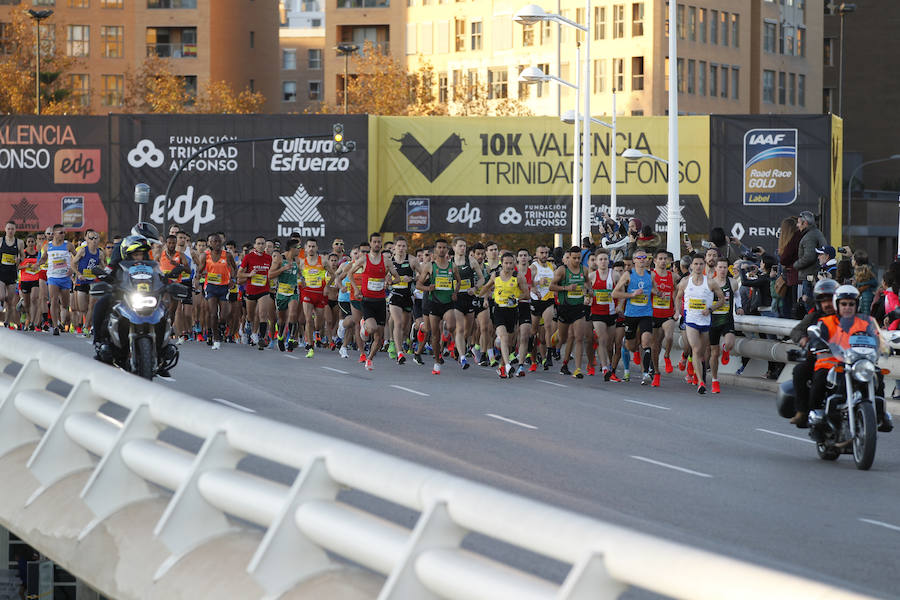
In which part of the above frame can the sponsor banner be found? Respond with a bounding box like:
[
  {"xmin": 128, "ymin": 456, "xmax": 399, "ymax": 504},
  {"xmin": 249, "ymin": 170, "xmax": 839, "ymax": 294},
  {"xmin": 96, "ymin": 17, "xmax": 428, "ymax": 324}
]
[
  {"xmin": 115, "ymin": 114, "xmax": 368, "ymax": 245},
  {"xmin": 370, "ymin": 116, "xmax": 711, "ymax": 234},
  {"xmin": 0, "ymin": 193, "xmax": 108, "ymax": 232},
  {"xmin": 743, "ymin": 128, "xmax": 797, "ymax": 205},
  {"xmin": 709, "ymin": 115, "xmax": 836, "ymax": 251},
  {"xmin": 829, "ymin": 116, "xmax": 843, "ymax": 247}
]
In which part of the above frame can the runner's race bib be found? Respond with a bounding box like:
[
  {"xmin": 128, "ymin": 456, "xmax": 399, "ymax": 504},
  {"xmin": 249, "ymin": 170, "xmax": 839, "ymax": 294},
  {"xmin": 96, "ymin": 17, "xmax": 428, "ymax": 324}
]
[
  {"xmin": 250, "ymin": 273, "xmax": 268, "ymax": 287},
  {"xmin": 277, "ymin": 282, "xmax": 296, "ymax": 296},
  {"xmin": 594, "ymin": 289, "xmax": 611, "ymax": 303},
  {"xmin": 82, "ymin": 268, "xmax": 96, "ymax": 280},
  {"xmin": 435, "ymin": 276, "xmax": 452, "ymax": 290},
  {"xmin": 630, "ymin": 293, "xmax": 647, "ymax": 306},
  {"xmin": 653, "ymin": 295, "xmax": 671, "ymax": 308},
  {"xmin": 1, "ymin": 253, "xmax": 14, "ymax": 266},
  {"xmin": 688, "ymin": 298, "xmax": 707, "ymax": 310},
  {"xmin": 367, "ymin": 279, "xmax": 385, "ymax": 292},
  {"xmin": 207, "ymin": 273, "xmax": 223, "ymax": 285}
]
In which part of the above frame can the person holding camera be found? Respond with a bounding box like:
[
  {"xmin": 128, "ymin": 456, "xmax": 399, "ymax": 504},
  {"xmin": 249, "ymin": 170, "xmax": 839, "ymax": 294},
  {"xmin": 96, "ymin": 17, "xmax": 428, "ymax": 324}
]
[{"xmin": 792, "ymin": 211, "xmax": 826, "ymax": 312}]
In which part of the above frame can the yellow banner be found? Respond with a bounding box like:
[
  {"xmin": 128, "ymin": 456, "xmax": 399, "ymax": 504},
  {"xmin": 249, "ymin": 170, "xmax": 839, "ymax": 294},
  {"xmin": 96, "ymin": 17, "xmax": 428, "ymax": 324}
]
[
  {"xmin": 830, "ymin": 115, "xmax": 844, "ymax": 246},
  {"xmin": 368, "ymin": 116, "xmax": 710, "ymax": 234}
]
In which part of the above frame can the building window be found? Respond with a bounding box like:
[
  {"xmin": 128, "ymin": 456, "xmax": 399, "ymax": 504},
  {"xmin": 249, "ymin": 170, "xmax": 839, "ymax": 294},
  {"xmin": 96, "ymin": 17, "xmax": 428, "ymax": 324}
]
[
  {"xmin": 687, "ymin": 58, "xmax": 695, "ymax": 94},
  {"xmin": 720, "ymin": 65, "xmax": 728, "ymax": 97},
  {"xmin": 68, "ymin": 0, "xmax": 89, "ymax": 7},
  {"xmin": 798, "ymin": 74, "xmax": 805, "ymax": 107},
  {"xmin": 823, "ymin": 37, "xmax": 833, "ymax": 65},
  {"xmin": 69, "ymin": 74, "xmax": 90, "ymax": 106},
  {"xmin": 470, "ymin": 21, "xmax": 482, "ymax": 50},
  {"xmin": 454, "ymin": 18, "xmax": 465, "ymax": 51},
  {"xmin": 148, "ymin": 0, "xmax": 199, "ymax": 6},
  {"xmin": 282, "ymin": 49, "xmax": 296, "ymax": 69},
  {"xmin": 676, "ymin": 57, "xmax": 684, "ymax": 92},
  {"xmin": 336, "ymin": 0, "xmax": 390, "ymax": 6},
  {"xmin": 710, "ymin": 10, "xmax": 718, "ymax": 44},
  {"xmin": 67, "ymin": 25, "xmax": 90, "ymax": 57},
  {"xmin": 575, "ymin": 8, "xmax": 585, "ymax": 42},
  {"xmin": 250, "ymin": 31, "xmax": 255, "ymax": 48},
  {"xmin": 311, "ymin": 18, "xmax": 321, "ymax": 26},
  {"xmin": 631, "ymin": 110, "xmax": 643, "ymax": 116},
  {"xmin": 698, "ymin": 60, "xmax": 706, "ymax": 95},
  {"xmin": 522, "ymin": 24, "xmax": 534, "ymax": 46},
  {"xmin": 102, "ymin": 74, "xmax": 123, "ymax": 106},
  {"xmin": 709, "ymin": 64, "xmax": 717, "ymax": 96},
  {"xmin": 698, "ymin": 8, "xmax": 706, "ymax": 43},
  {"xmin": 731, "ymin": 66, "xmax": 739, "ymax": 99},
  {"xmin": 250, "ymin": 79, "xmax": 255, "ymax": 91},
  {"xmin": 632, "ymin": 56, "xmax": 644, "ymax": 91},
  {"xmin": 789, "ymin": 72, "xmax": 796, "ymax": 105},
  {"xmin": 308, "ymin": 48, "xmax": 322, "ymax": 69},
  {"xmin": 613, "ymin": 4, "xmax": 624, "ymax": 39},
  {"xmin": 688, "ymin": 6, "xmax": 696, "ymax": 41},
  {"xmin": 632, "ymin": 3, "xmax": 643, "ymax": 37},
  {"xmin": 488, "ymin": 68, "xmax": 507, "ymax": 99},
  {"xmin": 309, "ymin": 80, "xmax": 321, "ymax": 100},
  {"xmin": 283, "ymin": 81, "xmax": 297, "ymax": 102},
  {"xmin": 720, "ymin": 11, "xmax": 728, "ymax": 46},
  {"xmin": 764, "ymin": 22, "xmax": 776, "ymax": 53},
  {"xmin": 613, "ymin": 57, "xmax": 624, "ymax": 91},
  {"xmin": 763, "ymin": 69, "xmax": 775, "ymax": 103},
  {"xmin": 0, "ymin": 23, "xmax": 12, "ymax": 55},
  {"xmin": 594, "ymin": 6, "xmax": 606, "ymax": 40},
  {"xmin": 797, "ymin": 27, "xmax": 806, "ymax": 57},
  {"xmin": 536, "ymin": 63, "xmax": 548, "ymax": 96},
  {"xmin": 731, "ymin": 13, "xmax": 739, "ymax": 47},
  {"xmin": 438, "ymin": 72, "xmax": 448, "ymax": 102},
  {"xmin": 541, "ymin": 21, "xmax": 551, "ymax": 43},
  {"xmin": 100, "ymin": 25, "xmax": 123, "ymax": 58},
  {"xmin": 778, "ymin": 71, "xmax": 786, "ymax": 104},
  {"xmin": 101, "ymin": 0, "xmax": 124, "ymax": 6},
  {"xmin": 676, "ymin": 4, "xmax": 684, "ymax": 39},
  {"xmin": 594, "ymin": 58, "xmax": 606, "ymax": 93}
]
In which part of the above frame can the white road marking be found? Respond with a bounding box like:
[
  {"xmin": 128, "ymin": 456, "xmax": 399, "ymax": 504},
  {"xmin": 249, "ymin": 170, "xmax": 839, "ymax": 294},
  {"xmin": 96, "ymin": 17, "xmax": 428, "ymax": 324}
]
[
  {"xmin": 537, "ymin": 379, "xmax": 568, "ymax": 388},
  {"xmin": 621, "ymin": 398, "xmax": 670, "ymax": 410},
  {"xmin": 211, "ymin": 398, "xmax": 256, "ymax": 413},
  {"xmin": 630, "ymin": 455, "xmax": 713, "ymax": 478},
  {"xmin": 756, "ymin": 428, "xmax": 815, "ymax": 444},
  {"xmin": 486, "ymin": 413, "xmax": 538, "ymax": 430},
  {"xmin": 321, "ymin": 366, "xmax": 349, "ymax": 374},
  {"xmin": 284, "ymin": 354, "xmax": 300, "ymax": 360},
  {"xmin": 390, "ymin": 384, "xmax": 430, "ymax": 397},
  {"xmin": 859, "ymin": 518, "xmax": 900, "ymax": 533}
]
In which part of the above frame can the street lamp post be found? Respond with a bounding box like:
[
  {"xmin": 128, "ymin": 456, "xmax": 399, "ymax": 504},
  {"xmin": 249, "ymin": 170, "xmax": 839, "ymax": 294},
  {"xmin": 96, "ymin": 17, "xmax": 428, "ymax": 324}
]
[
  {"xmin": 336, "ymin": 42, "xmax": 359, "ymax": 114},
  {"xmin": 27, "ymin": 9, "xmax": 53, "ymax": 116},
  {"xmin": 837, "ymin": 3, "xmax": 856, "ymax": 117},
  {"xmin": 520, "ymin": 65, "xmax": 581, "ymax": 245},
  {"xmin": 846, "ymin": 154, "xmax": 900, "ymax": 238},
  {"xmin": 666, "ymin": 0, "xmax": 680, "ymax": 259},
  {"xmin": 561, "ymin": 104, "xmax": 616, "ymax": 221}
]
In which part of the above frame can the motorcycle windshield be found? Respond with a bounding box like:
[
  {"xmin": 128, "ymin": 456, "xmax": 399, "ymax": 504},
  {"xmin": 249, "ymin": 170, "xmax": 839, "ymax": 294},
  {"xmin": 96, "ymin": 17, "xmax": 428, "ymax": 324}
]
[{"xmin": 119, "ymin": 260, "xmax": 162, "ymax": 292}]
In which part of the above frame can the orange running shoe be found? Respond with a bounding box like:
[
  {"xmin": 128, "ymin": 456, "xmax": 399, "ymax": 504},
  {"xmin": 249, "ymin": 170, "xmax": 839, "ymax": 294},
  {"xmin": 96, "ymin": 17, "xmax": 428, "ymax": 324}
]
[
  {"xmin": 677, "ymin": 353, "xmax": 687, "ymax": 371},
  {"xmin": 528, "ymin": 362, "xmax": 538, "ymax": 372},
  {"xmin": 711, "ymin": 381, "xmax": 721, "ymax": 393},
  {"xmin": 358, "ymin": 353, "xmax": 366, "ymax": 363},
  {"xmin": 664, "ymin": 357, "xmax": 673, "ymax": 373},
  {"xmin": 652, "ymin": 373, "xmax": 661, "ymax": 387},
  {"xmin": 721, "ymin": 350, "xmax": 730, "ymax": 365},
  {"xmin": 687, "ymin": 361, "xmax": 695, "ymax": 376},
  {"xmin": 608, "ymin": 372, "xmax": 622, "ymax": 382},
  {"xmin": 633, "ymin": 350, "xmax": 640, "ymax": 364},
  {"xmin": 587, "ymin": 366, "xmax": 595, "ymax": 376}
]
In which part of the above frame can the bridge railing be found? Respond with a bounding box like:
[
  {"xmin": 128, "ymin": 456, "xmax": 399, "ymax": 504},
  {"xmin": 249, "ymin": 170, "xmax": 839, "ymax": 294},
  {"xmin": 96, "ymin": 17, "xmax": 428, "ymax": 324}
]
[{"xmin": 0, "ymin": 329, "xmax": 871, "ymax": 599}]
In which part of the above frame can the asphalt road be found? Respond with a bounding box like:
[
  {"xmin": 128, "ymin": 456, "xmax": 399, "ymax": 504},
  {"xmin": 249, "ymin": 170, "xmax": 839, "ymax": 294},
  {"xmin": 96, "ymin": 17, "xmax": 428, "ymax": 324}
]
[{"xmin": 20, "ymin": 331, "xmax": 900, "ymax": 598}]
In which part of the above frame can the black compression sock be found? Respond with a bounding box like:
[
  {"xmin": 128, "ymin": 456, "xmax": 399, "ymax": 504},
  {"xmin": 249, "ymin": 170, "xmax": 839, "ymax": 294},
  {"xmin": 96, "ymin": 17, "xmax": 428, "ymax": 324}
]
[
  {"xmin": 258, "ymin": 322, "xmax": 268, "ymax": 339},
  {"xmin": 701, "ymin": 361, "xmax": 709, "ymax": 384},
  {"xmin": 642, "ymin": 347, "xmax": 652, "ymax": 372}
]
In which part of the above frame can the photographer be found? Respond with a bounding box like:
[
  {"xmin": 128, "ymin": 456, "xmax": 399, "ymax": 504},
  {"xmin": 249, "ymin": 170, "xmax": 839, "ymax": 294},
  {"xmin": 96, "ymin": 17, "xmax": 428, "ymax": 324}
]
[{"xmin": 815, "ymin": 246, "xmax": 838, "ymax": 280}]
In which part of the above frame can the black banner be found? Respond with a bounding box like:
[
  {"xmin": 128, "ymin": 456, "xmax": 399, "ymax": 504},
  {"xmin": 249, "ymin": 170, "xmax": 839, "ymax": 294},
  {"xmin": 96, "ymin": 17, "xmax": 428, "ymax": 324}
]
[
  {"xmin": 113, "ymin": 114, "xmax": 368, "ymax": 246},
  {"xmin": 0, "ymin": 116, "xmax": 109, "ymax": 232},
  {"xmin": 708, "ymin": 115, "xmax": 832, "ymax": 250}
]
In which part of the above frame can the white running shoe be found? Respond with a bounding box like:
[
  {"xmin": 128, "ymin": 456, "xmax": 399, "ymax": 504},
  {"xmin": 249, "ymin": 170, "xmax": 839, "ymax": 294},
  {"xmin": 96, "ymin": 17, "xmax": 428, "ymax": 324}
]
[
  {"xmin": 339, "ymin": 345, "xmax": 349, "ymax": 359},
  {"xmin": 212, "ymin": 341, "xmax": 221, "ymax": 350},
  {"xmin": 250, "ymin": 332, "xmax": 259, "ymax": 345}
]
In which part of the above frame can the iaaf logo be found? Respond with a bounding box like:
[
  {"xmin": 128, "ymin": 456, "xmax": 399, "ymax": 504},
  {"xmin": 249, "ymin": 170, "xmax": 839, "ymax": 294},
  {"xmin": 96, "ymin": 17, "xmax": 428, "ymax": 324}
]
[
  {"xmin": 149, "ymin": 186, "xmax": 216, "ymax": 234},
  {"xmin": 277, "ymin": 184, "xmax": 326, "ymax": 237}
]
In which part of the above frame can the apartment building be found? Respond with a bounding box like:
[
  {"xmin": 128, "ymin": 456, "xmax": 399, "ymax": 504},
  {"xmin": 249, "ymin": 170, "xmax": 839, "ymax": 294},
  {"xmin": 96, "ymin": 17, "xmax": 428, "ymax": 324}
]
[
  {"xmin": 318, "ymin": 0, "xmax": 821, "ymax": 116},
  {"xmin": 279, "ymin": 0, "xmax": 325, "ymax": 112},
  {"xmin": 0, "ymin": 0, "xmax": 280, "ymax": 113}
]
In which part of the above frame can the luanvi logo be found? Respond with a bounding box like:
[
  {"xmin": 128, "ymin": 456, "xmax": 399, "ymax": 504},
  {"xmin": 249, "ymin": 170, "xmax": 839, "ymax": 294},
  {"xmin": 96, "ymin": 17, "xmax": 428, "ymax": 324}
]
[
  {"xmin": 278, "ymin": 184, "xmax": 326, "ymax": 237},
  {"xmin": 393, "ymin": 133, "xmax": 464, "ymax": 182}
]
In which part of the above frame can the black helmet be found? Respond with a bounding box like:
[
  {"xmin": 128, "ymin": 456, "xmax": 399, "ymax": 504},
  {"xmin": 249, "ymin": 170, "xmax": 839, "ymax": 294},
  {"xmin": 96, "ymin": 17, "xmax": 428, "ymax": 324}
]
[
  {"xmin": 120, "ymin": 235, "xmax": 151, "ymax": 260},
  {"xmin": 131, "ymin": 222, "xmax": 161, "ymax": 245},
  {"xmin": 813, "ymin": 279, "xmax": 838, "ymax": 302}
]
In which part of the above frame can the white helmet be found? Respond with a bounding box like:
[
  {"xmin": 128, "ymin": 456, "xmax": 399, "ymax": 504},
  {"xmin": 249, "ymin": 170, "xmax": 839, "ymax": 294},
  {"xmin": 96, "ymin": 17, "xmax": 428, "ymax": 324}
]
[{"xmin": 832, "ymin": 284, "xmax": 860, "ymax": 312}]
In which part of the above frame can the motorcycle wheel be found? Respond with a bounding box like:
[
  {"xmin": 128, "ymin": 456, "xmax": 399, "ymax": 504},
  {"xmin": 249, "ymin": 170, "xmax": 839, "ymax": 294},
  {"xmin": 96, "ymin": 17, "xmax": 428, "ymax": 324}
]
[
  {"xmin": 816, "ymin": 443, "xmax": 840, "ymax": 461},
  {"xmin": 134, "ymin": 337, "xmax": 155, "ymax": 381},
  {"xmin": 853, "ymin": 402, "xmax": 877, "ymax": 471}
]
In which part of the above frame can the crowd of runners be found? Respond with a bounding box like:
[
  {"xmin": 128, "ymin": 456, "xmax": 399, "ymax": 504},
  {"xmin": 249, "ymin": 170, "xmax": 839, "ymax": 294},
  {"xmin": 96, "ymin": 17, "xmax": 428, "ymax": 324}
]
[{"xmin": 0, "ymin": 220, "xmax": 753, "ymax": 394}]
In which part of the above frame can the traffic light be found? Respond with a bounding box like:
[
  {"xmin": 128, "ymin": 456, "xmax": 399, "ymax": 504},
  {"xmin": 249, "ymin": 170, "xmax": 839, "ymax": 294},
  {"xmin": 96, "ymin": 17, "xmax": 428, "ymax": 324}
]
[
  {"xmin": 332, "ymin": 123, "xmax": 355, "ymax": 153},
  {"xmin": 332, "ymin": 123, "xmax": 344, "ymax": 143}
]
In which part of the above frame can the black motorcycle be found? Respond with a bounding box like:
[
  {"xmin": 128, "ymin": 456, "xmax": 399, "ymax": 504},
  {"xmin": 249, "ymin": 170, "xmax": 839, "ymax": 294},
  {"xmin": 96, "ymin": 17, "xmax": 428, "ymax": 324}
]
[{"xmin": 90, "ymin": 260, "xmax": 188, "ymax": 380}]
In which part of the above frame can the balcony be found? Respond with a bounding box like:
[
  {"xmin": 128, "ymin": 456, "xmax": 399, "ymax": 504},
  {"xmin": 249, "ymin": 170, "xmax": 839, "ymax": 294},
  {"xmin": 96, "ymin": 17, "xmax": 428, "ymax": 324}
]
[
  {"xmin": 337, "ymin": 0, "xmax": 389, "ymax": 8},
  {"xmin": 336, "ymin": 41, "xmax": 389, "ymax": 56},
  {"xmin": 146, "ymin": 43, "xmax": 197, "ymax": 58}
]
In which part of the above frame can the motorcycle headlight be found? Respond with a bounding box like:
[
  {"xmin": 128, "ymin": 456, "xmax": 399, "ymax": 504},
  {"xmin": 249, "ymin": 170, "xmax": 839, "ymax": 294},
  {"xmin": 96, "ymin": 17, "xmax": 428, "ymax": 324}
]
[
  {"xmin": 128, "ymin": 293, "xmax": 158, "ymax": 310},
  {"xmin": 851, "ymin": 359, "xmax": 876, "ymax": 383}
]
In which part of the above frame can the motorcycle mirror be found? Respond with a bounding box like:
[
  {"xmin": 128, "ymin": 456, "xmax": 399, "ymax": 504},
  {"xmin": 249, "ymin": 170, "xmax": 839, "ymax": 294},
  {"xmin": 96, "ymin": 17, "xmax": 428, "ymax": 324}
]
[
  {"xmin": 134, "ymin": 183, "xmax": 150, "ymax": 205},
  {"xmin": 806, "ymin": 325, "xmax": 822, "ymax": 341},
  {"xmin": 89, "ymin": 281, "xmax": 112, "ymax": 297}
]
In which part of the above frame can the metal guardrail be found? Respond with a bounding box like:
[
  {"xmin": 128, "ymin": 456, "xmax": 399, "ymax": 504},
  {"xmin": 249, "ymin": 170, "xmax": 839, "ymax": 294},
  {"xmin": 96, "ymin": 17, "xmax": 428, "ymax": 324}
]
[{"xmin": 0, "ymin": 330, "xmax": 872, "ymax": 599}]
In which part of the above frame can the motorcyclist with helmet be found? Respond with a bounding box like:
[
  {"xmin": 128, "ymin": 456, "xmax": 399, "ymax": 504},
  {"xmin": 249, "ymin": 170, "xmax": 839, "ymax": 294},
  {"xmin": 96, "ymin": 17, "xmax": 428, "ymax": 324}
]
[
  {"xmin": 787, "ymin": 278, "xmax": 838, "ymax": 427},
  {"xmin": 806, "ymin": 284, "xmax": 893, "ymax": 437},
  {"xmin": 92, "ymin": 222, "xmax": 168, "ymax": 366}
]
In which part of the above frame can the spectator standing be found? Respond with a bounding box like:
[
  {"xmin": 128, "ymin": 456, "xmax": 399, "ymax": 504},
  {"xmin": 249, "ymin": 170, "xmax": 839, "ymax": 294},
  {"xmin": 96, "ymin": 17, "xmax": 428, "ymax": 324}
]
[
  {"xmin": 777, "ymin": 217, "xmax": 801, "ymax": 318},
  {"xmin": 855, "ymin": 264, "xmax": 878, "ymax": 315},
  {"xmin": 815, "ymin": 246, "xmax": 838, "ymax": 279},
  {"xmin": 710, "ymin": 227, "xmax": 747, "ymax": 264},
  {"xmin": 834, "ymin": 259, "xmax": 853, "ymax": 284},
  {"xmin": 792, "ymin": 211, "xmax": 826, "ymax": 313}
]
